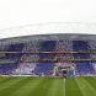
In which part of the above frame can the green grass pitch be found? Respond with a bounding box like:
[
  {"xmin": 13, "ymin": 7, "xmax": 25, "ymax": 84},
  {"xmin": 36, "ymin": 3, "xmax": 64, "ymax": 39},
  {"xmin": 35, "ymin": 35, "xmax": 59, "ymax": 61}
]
[{"xmin": 0, "ymin": 76, "xmax": 96, "ymax": 96}]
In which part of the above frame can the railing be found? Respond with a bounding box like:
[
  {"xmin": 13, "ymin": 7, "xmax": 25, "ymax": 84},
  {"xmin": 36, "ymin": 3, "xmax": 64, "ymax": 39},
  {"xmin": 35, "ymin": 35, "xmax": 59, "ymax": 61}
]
[
  {"xmin": 0, "ymin": 58, "xmax": 96, "ymax": 64},
  {"xmin": 0, "ymin": 51, "xmax": 96, "ymax": 63},
  {"xmin": 0, "ymin": 51, "xmax": 96, "ymax": 54}
]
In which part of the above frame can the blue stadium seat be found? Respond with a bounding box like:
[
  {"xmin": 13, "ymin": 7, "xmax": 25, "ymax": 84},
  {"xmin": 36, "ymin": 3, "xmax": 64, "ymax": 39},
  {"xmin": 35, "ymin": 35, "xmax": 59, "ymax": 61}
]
[
  {"xmin": 34, "ymin": 63, "xmax": 54, "ymax": 75},
  {"xmin": 73, "ymin": 41, "xmax": 94, "ymax": 75}
]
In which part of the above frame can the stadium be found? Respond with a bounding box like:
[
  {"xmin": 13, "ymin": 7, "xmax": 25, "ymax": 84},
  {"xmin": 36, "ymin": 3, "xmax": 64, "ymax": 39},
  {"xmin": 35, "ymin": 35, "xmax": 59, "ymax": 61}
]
[{"xmin": 0, "ymin": 23, "xmax": 96, "ymax": 96}]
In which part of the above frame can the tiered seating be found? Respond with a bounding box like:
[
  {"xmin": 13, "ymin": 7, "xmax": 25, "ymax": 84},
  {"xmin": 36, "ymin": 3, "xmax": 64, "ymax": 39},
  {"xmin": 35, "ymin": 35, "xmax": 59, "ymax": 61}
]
[
  {"xmin": 6, "ymin": 43, "xmax": 24, "ymax": 60},
  {"xmin": 0, "ymin": 64, "xmax": 16, "ymax": 74},
  {"xmin": 34, "ymin": 63, "xmax": 54, "ymax": 75},
  {"xmin": 0, "ymin": 39, "xmax": 95, "ymax": 76},
  {"xmin": 73, "ymin": 41, "xmax": 94, "ymax": 75},
  {"xmin": 75, "ymin": 63, "xmax": 94, "ymax": 75},
  {"xmin": 33, "ymin": 41, "xmax": 56, "ymax": 75},
  {"xmin": 15, "ymin": 63, "xmax": 36, "ymax": 75},
  {"xmin": 0, "ymin": 43, "xmax": 24, "ymax": 74}
]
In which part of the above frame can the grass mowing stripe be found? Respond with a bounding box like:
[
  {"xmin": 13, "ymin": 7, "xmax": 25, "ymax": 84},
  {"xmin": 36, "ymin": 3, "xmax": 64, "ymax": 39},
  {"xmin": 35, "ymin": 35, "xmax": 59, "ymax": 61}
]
[
  {"xmin": 76, "ymin": 77, "xmax": 96, "ymax": 96},
  {"xmin": 10, "ymin": 78, "xmax": 44, "ymax": 96},
  {"xmin": 46, "ymin": 79, "xmax": 57, "ymax": 96},
  {"xmin": 0, "ymin": 77, "xmax": 31, "ymax": 96},
  {"xmin": 52, "ymin": 78, "xmax": 65, "ymax": 96},
  {"xmin": 65, "ymin": 77, "xmax": 82, "ymax": 96},
  {"xmin": 82, "ymin": 77, "xmax": 96, "ymax": 96},
  {"xmin": 0, "ymin": 77, "xmax": 23, "ymax": 92},
  {"xmin": 46, "ymin": 79, "xmax": 61, "ymax": 96},
  {"xmin": 28, "ymin": 78, "xmax": 56, "ymax": 96},
  {"xmin": 1, "ymin": 77, "xmax": 96, "ymax": 96},
  {"xmin": 0, "ymin": 77, "xmax": 19, "ymax": 86},
  {"xmin": 0, "ymin": 77, "xmax": 12, "ymax": 85},
  {"xmin": 75, "ymin": 77, "xmax": 87, "ymax": 96},
  {"xmin": 84, "ymin": 77, "xmax": 96, "ymax": 90}
]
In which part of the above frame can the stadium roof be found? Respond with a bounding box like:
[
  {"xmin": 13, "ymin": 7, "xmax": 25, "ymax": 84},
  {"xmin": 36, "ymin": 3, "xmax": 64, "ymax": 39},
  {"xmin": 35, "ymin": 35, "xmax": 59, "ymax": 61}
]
[{"xmin": 0, "ymin": 22, "xmax": 96, "ymax": 39}]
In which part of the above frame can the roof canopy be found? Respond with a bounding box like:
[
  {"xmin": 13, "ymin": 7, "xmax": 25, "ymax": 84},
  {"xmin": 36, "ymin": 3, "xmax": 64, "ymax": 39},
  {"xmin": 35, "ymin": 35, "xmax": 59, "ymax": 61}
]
[{"xmin": 0, "ymin": 23, "xmax": 96, "ymax": 39}]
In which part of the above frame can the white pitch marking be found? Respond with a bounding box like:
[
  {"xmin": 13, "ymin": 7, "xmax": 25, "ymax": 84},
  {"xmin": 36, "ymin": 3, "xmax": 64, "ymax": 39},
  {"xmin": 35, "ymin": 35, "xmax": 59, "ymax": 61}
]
[{"xmin": 63, "ymin": 78, "xmax": 66, "ymax": 96}]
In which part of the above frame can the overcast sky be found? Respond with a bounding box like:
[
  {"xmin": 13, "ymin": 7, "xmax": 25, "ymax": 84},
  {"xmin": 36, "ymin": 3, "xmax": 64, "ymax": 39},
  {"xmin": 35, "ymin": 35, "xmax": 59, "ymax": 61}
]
[{"xmin": 0, "ymin": 0, "xmax": 96, "ymax": 38}]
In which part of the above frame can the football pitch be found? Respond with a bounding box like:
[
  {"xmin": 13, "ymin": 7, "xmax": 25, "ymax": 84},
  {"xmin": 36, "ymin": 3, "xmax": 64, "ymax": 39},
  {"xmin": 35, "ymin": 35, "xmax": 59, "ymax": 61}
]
[{"xmin": 0, "ymin": 76, "xmax": 96, "ymax": 96}]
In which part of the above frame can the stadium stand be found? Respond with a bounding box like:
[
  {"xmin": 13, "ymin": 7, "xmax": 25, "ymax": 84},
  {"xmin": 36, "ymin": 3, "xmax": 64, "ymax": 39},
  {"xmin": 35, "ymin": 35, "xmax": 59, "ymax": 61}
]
[{"xmin": 0, "ymin": 34, "xmax": 96, "ymax": 76}]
